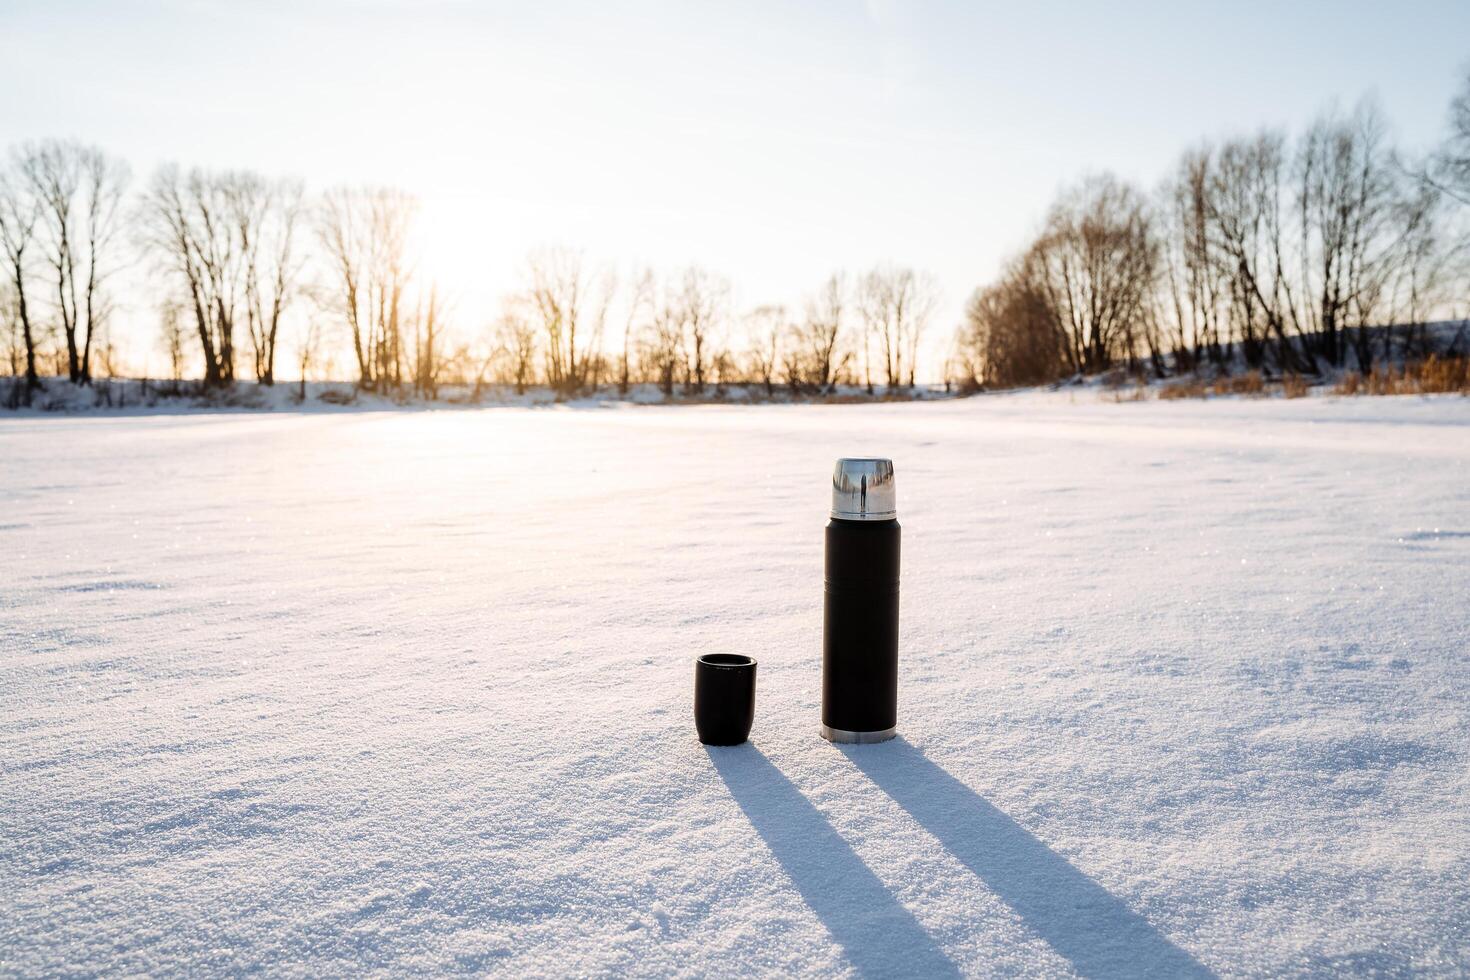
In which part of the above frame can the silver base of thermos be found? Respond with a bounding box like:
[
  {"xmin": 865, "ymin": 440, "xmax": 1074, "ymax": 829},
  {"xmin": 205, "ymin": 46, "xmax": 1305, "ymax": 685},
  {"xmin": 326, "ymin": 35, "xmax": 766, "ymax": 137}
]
[{"xmin": 819, "ymin": 724, "xmax": 897, "ymax": 745}]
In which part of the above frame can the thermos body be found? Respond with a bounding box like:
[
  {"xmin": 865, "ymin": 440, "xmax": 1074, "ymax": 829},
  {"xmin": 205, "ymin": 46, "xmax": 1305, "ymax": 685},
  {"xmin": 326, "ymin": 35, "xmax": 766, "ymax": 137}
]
[
  {"xmin": 822, "ymin": 518, "xmax": 900, "ymax": 739},
  {"xmin": 821, "ymin": 458, "xmax": 901, "ymax": 744}
]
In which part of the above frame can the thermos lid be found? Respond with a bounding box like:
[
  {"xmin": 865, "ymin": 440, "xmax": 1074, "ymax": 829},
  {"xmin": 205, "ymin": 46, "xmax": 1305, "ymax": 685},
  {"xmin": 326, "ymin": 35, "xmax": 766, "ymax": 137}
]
[{"xmin": 831, "ymin": 457, "xmax": 896, "ymax": 521}]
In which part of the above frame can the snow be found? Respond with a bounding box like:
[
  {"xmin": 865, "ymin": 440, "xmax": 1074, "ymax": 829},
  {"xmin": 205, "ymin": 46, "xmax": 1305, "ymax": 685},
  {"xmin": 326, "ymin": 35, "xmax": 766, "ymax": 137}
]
[
  {"xmin": 0, "ymin": 379, "xmax": 951, "ymax": 415},
  {"xmin": 2, "ymin": 394, "xmax": 1468, "ymax": 976}
]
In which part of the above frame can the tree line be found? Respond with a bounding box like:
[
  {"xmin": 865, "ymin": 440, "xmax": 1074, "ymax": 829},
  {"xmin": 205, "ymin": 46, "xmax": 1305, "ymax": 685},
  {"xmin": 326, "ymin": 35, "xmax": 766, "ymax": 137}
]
[
  {"xmin": 5, "ymin": 77, "xmax": 1469, "ymax": 404},
  {"xmin": 0, "ymin": 150, "xmax": 941, "ymax": 403},
  {"xmin": 951, "ymin": 79, "xmax": 1470, "ymax": 389}
]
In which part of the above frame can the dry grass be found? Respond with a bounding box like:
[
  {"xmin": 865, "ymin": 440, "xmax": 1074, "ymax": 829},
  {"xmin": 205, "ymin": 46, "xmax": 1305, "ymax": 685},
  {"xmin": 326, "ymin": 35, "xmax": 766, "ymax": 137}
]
[
  {"xmin": 1159, "ymin": 371, "xmax": 1267, "ymax": 399},
  {"xmin": 1213, "ymin": 371, "xmax": 1266, "ymax": 396},
  {"xmin": 1334, "ymin": 355, "xmax": 1470, "ymax": 396},
  {"xmin": 1114, "ymin": 356, "xmax": 1468, "ymax": 402},
  {"xmin": 1281, "ymin": 373, "xmax": 1310, "ymax": 399},
  {"xmin": 1158, "ymin": 378, "xmax": 1208, "ymax": 400}
]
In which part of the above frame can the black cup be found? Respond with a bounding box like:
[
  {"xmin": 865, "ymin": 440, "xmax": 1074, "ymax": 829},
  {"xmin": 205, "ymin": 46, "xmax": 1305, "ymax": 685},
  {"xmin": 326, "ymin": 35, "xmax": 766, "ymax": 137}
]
[{"xmin": 694, "ymin": 654, "xmax": 757, "ymax": 745}]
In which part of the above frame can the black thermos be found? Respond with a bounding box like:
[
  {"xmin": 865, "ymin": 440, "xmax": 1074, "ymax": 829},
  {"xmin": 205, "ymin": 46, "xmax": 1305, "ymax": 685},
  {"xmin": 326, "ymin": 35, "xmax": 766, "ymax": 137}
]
[{"xmin": 821, "ymin": 457, "xmax": 900, "ymax": 744}]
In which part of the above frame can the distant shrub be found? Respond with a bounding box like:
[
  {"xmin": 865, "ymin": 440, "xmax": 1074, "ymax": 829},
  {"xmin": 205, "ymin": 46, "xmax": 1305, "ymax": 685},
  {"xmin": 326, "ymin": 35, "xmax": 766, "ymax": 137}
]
[
  {"xmin": 1159, "ymin": 379, "xmax": 1208, "ymax": 400},
  {"xmin": 1414, "ymin": 354, "xmax": 1470, "ymax": 394},
  {"xmin": 1334, "ymin": 356, "xmax": 1469, "ymax": 396},
  {"xmin": 318, "ymin": 388, "xmax": 358, "ymax": 405},
  {"xmin": 1212, "ymin": 371, "xmax": 1265, "ymax": 397},
  {"xmin": 1153, "ymin": 370, "xmax": 1307, "ymax": 400}
]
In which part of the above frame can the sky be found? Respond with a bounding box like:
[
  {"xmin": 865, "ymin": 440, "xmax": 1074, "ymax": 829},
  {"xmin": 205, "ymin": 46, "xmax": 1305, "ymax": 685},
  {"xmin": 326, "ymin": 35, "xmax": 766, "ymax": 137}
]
[{"xmin": 2, "ymin": 0, "xmax": 1468, "ymax": 379}]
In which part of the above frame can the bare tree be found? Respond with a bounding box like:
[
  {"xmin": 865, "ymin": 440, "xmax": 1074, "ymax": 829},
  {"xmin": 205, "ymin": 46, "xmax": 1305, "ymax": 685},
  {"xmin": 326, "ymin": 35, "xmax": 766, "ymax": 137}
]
[
  {"xmin": 157, "ymin": 298, "xmax": 190, "ymax": 388},
  {"xmin": 1295, "ymin": 102, "xmax": 1398, "ymax": 370},
  {"xmin": 18, "ymin": 141, "xmax": 129, "ymax": 385},
  {"xmin": 1376, "ymin": 179, "xmax": 1456, "ymax": 359},
  {"xmin": 644, "ymin": 281, "xmax": 685, "ymax": 397},
  {"xmin": 1173, "ymin": 104, "xmax": 1404, "ymax": 375},
  {"xmin": 796, "ymin": 272, "xmax": 849, "ymax": 393},
  {"xmin": 409, "ymin": 284, "xmax": 449, "ymax": 399},
  {"xmin": 230, "ymin": 175, "xmax": 303, "ymax": 385},
  {"xmin": 141, "ymin": 165, "xmax": 244, "ymax": 387},
  {"xmin": 524, "ymin": 247, "xmax": 612, "ymax": 397},
  {"xmin": 903, "ymin": 272, "xmax": 939, "ymax": 387},
  {"xmin": 318, "ymin": 187, "xmax": 417, "ymax": 391},
  {"xmin": 675, "ymin": 266, "xmax": 729, "ymax": 393},
  {"xmin": 0, "ymin": 163, "xmax": 42, "ymax": 390},
  {"xmin": 1159, "ymin": 147, "xmax": 1230, "ymax": 371},
  {"xmin": 1030, "ymin": 174, "xmax": 1157, "ymax": 374},
  {"xmin": 857, "ymin": 265, "xmax": 940, "ymax": 388},
  {"xmin": 857, "ymin": 292, "xmax": 876, "ymax": 394},
  {"xmin": 494, "ymin": 299, "xmax": 539, "ymax": 395},
  {"xmin": 711, "ymin": 348, "xmax": 738, "ymax": 392},
  {"xmin": 93, "ymin": 322, "xmax": 119, "ymax": 382},
  {"xmin": 744, "ymin": 304, "xmax": 785, "ymax": 396},
  {"xmin": 1425, "ymin": 66, "xmax": 1470, "ymax": 207},
  {"xmin": 1201, "ymin": 133, "xmax": 1315, "ymax": 371},
  {"xmin": 1, "ymin": 280, "xmax": 19, "ymax": 378},
  {"xmin": 294, "ymin": 315, "xmax": 323, "ymax": 403},
  {"xmin": 619, "ymin": 268, "xmax": 654, "ymax": 395},
  {"xmin": 856, "ymin": 269, "xmax": 885, "ymax": 390},
  {"xmin": 779, "ymin": 343, "xmax": 804, "ymax": 394},
  {"xmin": 954, "ymin": 257, "xmax": 1065, "ymax": 388},
  {"xmin": 956, "ymin": 93, "xmax": 1468, "ymax": 387}
]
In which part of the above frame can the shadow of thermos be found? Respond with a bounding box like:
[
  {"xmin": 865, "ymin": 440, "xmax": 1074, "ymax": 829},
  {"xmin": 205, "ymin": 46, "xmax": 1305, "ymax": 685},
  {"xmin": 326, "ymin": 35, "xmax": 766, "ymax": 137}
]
[{"xmin": 821, "ymin": 457, "xmax": 900, "ymax": 745}]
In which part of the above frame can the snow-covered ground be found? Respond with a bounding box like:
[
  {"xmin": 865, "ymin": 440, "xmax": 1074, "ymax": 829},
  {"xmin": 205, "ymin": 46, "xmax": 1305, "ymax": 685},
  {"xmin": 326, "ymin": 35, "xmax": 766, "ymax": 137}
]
[
  {"xmin": 2, "ymin": 394, "xmax": 1467, "ymax": 977},
  {"xmin": 0, "ymin": 378, "xmax": 951, "ymax": 415}
]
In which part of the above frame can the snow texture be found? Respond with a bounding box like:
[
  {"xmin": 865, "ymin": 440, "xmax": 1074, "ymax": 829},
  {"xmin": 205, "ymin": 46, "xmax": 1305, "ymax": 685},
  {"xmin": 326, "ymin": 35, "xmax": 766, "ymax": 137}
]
[
  {"xmin": 0, "ymin": 379, "xmax": 949, "ymax": 416},
  {"xmin": 2, "ymin": 394, "xmax": 1468, "ymax": 977}
]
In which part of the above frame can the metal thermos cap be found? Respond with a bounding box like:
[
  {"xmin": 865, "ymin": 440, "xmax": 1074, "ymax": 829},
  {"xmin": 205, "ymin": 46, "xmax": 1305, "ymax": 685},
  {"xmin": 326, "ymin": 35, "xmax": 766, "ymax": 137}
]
[{"xmin": 831, "ymin": 457, "xmax": 896, "ymax": 521}]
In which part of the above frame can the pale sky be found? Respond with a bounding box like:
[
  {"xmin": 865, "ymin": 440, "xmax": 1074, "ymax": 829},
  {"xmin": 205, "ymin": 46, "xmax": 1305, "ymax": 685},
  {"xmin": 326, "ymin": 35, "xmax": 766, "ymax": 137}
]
[{"xmin": 3, "ymin": 0, "xmax": 1468, "ymax": 378}]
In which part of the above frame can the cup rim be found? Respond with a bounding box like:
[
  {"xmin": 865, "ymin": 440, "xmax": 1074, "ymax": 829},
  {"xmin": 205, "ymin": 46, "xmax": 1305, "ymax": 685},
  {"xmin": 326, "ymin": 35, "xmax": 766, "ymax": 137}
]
[{"xmin": 697, "ymin": 653, "xmax": 756, "ymax": 669}]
